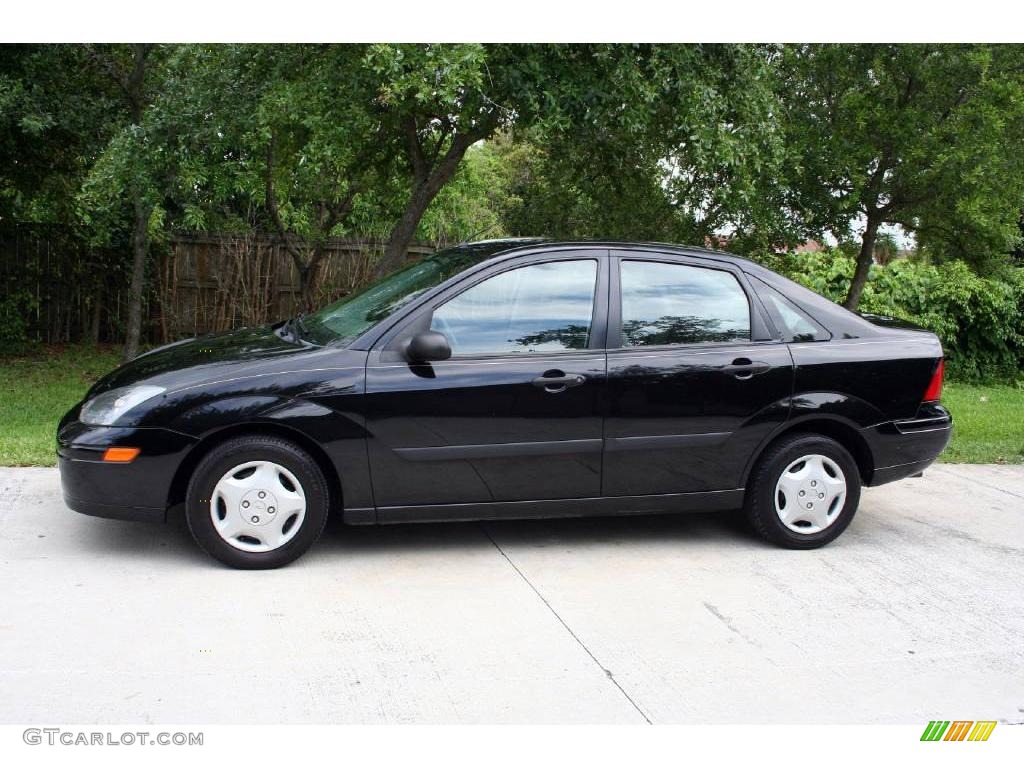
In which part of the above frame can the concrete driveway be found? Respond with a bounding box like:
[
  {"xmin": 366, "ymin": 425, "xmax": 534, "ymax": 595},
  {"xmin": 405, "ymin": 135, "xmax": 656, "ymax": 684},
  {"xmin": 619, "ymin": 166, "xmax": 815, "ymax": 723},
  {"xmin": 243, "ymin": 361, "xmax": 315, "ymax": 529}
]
[{"xmin": 0, "ymin": 464, "xmax": 1021, "ymax": 724}]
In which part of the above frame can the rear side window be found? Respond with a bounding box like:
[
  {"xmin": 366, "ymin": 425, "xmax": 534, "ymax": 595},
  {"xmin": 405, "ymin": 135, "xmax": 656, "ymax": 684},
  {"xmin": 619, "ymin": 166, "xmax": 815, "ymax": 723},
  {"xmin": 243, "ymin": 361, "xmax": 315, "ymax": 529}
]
[
  {"xmin": 619, "ymin": 260, "xmax": 751, "ymax": 346},
  {"xmin": 749, "ymin": 276, "xmax": 830, "ymax": 342}
]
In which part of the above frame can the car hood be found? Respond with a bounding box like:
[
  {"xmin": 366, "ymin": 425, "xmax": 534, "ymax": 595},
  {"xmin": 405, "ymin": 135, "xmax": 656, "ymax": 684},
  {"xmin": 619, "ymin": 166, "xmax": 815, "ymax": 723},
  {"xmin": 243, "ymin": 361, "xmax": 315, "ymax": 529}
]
[{"xmin": 86, "ymin": 324, "xmax": 313, "ymax": 397}]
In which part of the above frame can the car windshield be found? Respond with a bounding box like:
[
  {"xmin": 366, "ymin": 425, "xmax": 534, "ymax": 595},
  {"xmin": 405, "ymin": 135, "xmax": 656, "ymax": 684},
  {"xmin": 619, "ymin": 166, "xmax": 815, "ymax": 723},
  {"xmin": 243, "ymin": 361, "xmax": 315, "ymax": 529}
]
[{"xmin": 298, "ymin": 240, "xmax": 541, "ymax": 346}]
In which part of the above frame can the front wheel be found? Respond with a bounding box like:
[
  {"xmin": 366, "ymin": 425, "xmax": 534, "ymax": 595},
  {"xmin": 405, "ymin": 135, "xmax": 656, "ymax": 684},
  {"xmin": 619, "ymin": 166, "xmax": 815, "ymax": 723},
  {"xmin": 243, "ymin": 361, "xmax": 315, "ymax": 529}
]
[
  {"xmin": 744, "ymin": 433, "xmax": 861, "ymax": 549},
  {"xmin": 185, "ymin": 435, "xmax": 329, "ymax": 569}
]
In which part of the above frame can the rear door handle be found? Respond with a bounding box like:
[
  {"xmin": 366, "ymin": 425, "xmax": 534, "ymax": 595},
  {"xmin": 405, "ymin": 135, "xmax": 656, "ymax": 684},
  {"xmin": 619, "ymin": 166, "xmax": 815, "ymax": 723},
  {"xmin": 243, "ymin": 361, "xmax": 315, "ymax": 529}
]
[
  {"xmin": 723, "ymin": 358, "xmax": 770, "ymax": 380},
  {"xmin": 532, "ymin": 370, "xmax": 586, "ymax": 393}
]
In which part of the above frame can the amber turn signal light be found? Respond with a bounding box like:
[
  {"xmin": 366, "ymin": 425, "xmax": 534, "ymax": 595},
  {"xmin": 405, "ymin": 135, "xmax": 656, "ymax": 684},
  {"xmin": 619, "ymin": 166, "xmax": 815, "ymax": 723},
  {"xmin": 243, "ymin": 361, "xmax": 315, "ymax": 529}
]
[{"xmin": 102, "ymin": 447, "xmax": 141, "ymax": 463}]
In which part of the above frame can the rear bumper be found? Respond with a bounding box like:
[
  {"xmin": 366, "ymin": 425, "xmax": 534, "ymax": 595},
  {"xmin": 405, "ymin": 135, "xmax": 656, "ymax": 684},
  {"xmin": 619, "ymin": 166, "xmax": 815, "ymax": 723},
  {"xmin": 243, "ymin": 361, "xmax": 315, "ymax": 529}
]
[
  {"xmin": 864, "ymin": 403, "xmax": 952, "ymax": 487},
  {"xmin": 57, "ymin": 419, "xmax": 197, "ymax": 522},
  {"xmin": 870, "ymin": 457, "xmax": 943, "ymax": 486}
]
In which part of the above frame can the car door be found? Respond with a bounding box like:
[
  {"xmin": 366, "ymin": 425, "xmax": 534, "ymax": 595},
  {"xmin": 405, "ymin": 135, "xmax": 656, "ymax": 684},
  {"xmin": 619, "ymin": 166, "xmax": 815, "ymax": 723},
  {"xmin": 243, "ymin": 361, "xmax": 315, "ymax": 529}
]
[
  {"xmin": 603, "ymin": 252, "xmax": 793, "ymax": 497},
  {"xmin": 363, "ymin": 250, "xmax": 609, "ymax": 515}
]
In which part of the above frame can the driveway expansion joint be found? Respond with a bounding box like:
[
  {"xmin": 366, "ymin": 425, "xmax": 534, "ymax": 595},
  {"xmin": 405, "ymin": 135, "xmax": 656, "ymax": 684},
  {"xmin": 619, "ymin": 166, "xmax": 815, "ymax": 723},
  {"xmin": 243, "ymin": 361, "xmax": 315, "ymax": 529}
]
[
  {"xmin": 935, "ymin": 465, "xmax": 1024, "ymax": 500},
  {"xmin": 479, "ymin": 523, "xmax": 653, "ymax": 724}
]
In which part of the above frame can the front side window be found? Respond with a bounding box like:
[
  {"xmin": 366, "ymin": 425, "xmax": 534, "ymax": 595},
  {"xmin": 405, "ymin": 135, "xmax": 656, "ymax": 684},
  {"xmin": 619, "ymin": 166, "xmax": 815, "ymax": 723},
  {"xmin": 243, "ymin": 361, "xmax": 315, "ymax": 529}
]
[
  {"xmin": 430, "ymin": 260, "xmax": 598, "ymax": 356},
  {"xmin": 299, "ymin": 242, "xmax": 524, "ymax": 346},
  {"xmin": 619, "ymin": 260, "xmax": 751, "ymax": 346}
]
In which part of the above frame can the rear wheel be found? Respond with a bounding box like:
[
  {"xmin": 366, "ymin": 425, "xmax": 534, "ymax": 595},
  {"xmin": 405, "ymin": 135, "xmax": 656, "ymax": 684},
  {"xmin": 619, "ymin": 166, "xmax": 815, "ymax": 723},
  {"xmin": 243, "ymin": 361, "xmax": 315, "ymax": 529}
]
[
  {"xmin": 185, "ymin": 435, "xmax": 329, "ymax": 569},
  {"xmin": 744, "ymin": 433, "xmax": 861, "ymax": 549}
]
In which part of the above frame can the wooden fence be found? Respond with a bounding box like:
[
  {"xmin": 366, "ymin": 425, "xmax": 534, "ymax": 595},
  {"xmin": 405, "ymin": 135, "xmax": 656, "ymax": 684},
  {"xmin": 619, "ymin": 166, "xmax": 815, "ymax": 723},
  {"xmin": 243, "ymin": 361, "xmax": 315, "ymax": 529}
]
[
  {"xmin": 0, "ymin": 224, "xmax": 122, "ymax": 346},
  {"xmin": 156, "ymin": 232, "xmax": 436, "ymax": 341},
  {"xmin": 0, "ymin": 225, "xmax": 438, "ymax": 347}
]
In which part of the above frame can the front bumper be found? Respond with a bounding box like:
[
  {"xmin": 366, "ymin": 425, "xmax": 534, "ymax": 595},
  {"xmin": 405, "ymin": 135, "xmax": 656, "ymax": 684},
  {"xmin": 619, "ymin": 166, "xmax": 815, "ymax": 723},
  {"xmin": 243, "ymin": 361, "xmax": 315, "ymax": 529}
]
[
  {"xmin": 863, "ymin": 403, "xmax": 953, "ymax": 486},
  {"xmin": 57, "ymin": 417, "xmax": 197, "ymax": 522}
]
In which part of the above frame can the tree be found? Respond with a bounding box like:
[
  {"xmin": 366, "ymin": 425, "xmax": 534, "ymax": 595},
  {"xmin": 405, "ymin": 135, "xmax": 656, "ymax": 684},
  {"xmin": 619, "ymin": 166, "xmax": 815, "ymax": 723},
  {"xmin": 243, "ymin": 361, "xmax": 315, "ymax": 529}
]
[
  {"xmin": 176, "ymin": 44, "xmax": 675, "ymax": 303},
  {"xmin": 411, "ymin": 139, "xmax": 512, "ymax": 246},
  {"xmin": 166, "ymin": 44, "xmax": 791, "ymax": 312},
  {"xmin": 485, "ymin": 45, "xmax": 793, "ymax": 252},
  {"xmin": 779, "ymin": 44, "xmax": 1024, "ymax": 309},
  {"xmin": 0, "ymin": 46, "xmax": 118, "ymax": 231},
  {"xmin": 256, "ymin": 46, "xmax": 393, "ymax": 307},
  {"xmin": 873, "ymin": 231, "xmax": 900, "ymax": 265},
  {"xmin": 79, "ymin": 44, "xmax": 398, "ymax": 315},
  {"xmin": 76, "ymin": 44, "xmax": 172, "ymax": 360},
  {"xmin": 0, "ymin": 47, "xmax": 68, "ymax": 228},
  {"xmin": 173, "ymin": 44, "xmax": 516, "ymax": 308},
  {"xmin": 1, "ymin": 45, "xmax": 126, "ymax": 346},
  {"xmin": 367, "ymin": 44, "xmax": 525, "ymax": 275}
]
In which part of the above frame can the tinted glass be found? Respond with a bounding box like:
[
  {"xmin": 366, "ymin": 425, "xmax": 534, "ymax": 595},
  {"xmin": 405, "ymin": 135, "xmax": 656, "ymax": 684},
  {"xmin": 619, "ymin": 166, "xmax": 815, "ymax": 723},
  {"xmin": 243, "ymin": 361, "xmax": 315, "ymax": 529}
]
[
  {"xmin": 750, "ymin": 276, "xmax": 829, "ymax": 342},
  {"xmin": 431, "ymin": 260, "xmax": 597, "ymax": 355},
  {"xmin": 300, "ymin": 241, "xmax": 535, "ymax": 345},
  {"xmin": 619, "ymin": 261, "xmax": 750, "ymax": 346}
]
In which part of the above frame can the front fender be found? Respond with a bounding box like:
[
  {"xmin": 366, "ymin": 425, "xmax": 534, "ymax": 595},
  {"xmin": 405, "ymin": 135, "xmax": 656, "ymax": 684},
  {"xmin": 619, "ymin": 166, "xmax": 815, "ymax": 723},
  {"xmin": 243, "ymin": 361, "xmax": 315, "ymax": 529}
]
[
  {"xmin": 164, "ymin": 394, "xmax": 374, "ymax": 514},
  {"xmin": 164, "ymin": 394, "xmax": 284, "ymax": 434}
]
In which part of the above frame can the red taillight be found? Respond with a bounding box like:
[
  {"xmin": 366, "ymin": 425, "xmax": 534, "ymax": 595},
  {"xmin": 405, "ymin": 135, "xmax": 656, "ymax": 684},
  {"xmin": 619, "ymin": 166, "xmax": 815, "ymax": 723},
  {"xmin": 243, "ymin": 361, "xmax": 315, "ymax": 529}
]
[{"xmin": 923, "ymin": 358, "xmax": 944, "ymax": 402}]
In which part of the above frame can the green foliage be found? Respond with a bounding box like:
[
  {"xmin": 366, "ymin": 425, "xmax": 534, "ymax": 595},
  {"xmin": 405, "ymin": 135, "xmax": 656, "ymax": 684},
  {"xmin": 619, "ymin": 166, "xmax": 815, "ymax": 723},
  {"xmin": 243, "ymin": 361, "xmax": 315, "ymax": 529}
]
[
  {"xmin": 494, "ymin": 45, "xmax": 792, "ymax": 248},
  {"xmin": 417, "ymin": 142, "xmax": 511, "ymax": 244},
  {"xmin": 765, "ymin": 250, "xmax": 1024, "ymax": 382},
  {"xmin": 76, "ymin": 45, "xmax": 211, "ymax": 250},
  {"xmin": 5, "ymin": 43, "xmax": 1024, "ymax": 355},
  {"xmin": 0, "ymin": 284, "xmax": 36, "ymax": 351},
  {"xmin": 0, "ymin": 46, "xmax": 118, "ymax": 229},
  {"xmin": 366, "ymin": 43, "xmax": 489, "ymax": 112},
  {"xmin": 779, "ymin": 44, "xmax": 1024, "ymax": 279},
  {"xmin": 153, "ymin": 45, "xmax": 533, "ymax": 266},
  {"xmin": 77, "ymin": 124, "xmax": 162, "ymax": 245}
]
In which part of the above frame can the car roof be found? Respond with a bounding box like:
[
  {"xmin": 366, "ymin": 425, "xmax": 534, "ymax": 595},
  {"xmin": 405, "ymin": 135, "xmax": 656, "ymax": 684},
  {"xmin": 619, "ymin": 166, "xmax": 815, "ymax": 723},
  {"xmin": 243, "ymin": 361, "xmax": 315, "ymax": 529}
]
[{"xmin": 477, "ymin": 238, "xmax": 740, "ymax": 262}]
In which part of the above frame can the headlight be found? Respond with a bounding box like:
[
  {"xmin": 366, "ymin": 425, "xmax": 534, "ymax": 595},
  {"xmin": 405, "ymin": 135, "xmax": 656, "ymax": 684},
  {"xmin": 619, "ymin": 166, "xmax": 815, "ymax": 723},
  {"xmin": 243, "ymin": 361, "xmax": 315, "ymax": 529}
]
[{"xmin": 79, "ymin": 385, "xmax": 166, "ymax": 426}]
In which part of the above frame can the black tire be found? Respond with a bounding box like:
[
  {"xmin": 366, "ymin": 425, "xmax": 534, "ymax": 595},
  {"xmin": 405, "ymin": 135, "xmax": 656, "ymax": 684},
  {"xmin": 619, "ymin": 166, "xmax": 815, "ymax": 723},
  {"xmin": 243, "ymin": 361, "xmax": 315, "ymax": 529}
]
[
  {"xmin": 743, "ymin": 433, "xmax": 861, "ymax": 549},
  {"xmin": 185, "ymin": 435, "xmax": 330, "ymax": 569}
]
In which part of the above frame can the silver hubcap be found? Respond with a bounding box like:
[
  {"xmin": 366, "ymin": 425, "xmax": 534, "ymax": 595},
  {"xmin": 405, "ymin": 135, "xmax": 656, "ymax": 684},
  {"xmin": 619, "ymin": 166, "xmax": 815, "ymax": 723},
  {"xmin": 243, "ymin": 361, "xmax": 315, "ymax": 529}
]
[
  {"xmin": 774, "ymin": 454, "xmax": 847, "ymax": 534},
  {"xmin": 210, "ymin": 461, "xmax": 306, "ymax": 552}
]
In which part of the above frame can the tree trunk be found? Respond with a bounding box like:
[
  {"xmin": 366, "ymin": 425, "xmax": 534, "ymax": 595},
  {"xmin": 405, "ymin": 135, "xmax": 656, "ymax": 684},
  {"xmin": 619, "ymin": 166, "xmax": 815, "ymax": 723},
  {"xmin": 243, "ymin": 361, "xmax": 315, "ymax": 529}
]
[
  {"xmin": 89, "ymin": 287, "xmax": 102, "ymax": 345},
  {"xmin": 292, "ymin": 244, "xmax": 328, "ymax": 312},
  {"xmin": 844, "ymin": 215, "xmax": 880, "ymax": 311},
  {"xmin": 378, "ymin": 131, "xmax": 478, "ymax": 277},
  {"xmin": 120, "ymin": 44, "xmax": 152, "ymax": 361},
  {"xmin": 379, "ymin": 185, "xmax": 436, "ymax": 276},
  {"xmin": 297, "ymin": 264, "xmax": 316, "ymax": 312},
  {"xmin": 122, "ymin": 197, "xmax": 151, "ymax": 361}
]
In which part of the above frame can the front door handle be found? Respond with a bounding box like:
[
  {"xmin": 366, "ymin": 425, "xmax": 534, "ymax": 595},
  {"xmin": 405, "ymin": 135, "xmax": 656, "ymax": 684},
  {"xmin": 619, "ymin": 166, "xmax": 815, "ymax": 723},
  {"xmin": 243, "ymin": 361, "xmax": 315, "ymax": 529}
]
[
  {"xmin": 722, "ymin": 358, "xmax": 771, "ymax": 380},
  {"xmin": 532, "ymin": 370, "xmax": 586, "ymax": 393}
]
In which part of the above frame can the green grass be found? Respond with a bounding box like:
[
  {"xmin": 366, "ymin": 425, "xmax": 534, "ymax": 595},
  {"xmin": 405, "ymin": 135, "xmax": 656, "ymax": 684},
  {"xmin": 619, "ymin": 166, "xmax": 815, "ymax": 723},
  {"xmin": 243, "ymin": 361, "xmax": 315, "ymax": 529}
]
[
  {"xmin": 940, "ymin": 381, "xmax": 1024, "ymax": 464},
  {"xmin": 0, "ymin": 345, "xmax": 1021, "ymax": 467},
  {"xmin": 0, "ymin": 344, "xmax": 122, "ymax": 466}
]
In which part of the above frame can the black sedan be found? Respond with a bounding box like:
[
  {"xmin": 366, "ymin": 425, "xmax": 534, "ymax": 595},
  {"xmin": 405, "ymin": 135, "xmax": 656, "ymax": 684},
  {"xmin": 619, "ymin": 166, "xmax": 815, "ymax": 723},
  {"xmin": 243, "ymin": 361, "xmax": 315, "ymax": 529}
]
[{"xmin": 58, "ymin": 240, "xmax": 952, "ymax": 568}]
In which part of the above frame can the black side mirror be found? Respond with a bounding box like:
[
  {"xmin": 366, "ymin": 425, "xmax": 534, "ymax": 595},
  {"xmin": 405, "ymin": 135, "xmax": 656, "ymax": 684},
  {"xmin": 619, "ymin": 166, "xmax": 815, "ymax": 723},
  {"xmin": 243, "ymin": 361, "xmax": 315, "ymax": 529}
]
[{"xmin": 405, "ymin": 331, "xmax": 451, "ymax": 362}]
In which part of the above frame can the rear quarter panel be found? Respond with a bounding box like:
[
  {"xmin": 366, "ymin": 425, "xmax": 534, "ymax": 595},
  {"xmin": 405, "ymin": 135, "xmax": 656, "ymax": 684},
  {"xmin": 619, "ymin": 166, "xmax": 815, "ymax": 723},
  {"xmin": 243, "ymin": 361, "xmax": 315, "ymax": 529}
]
[{"xmin": 789, "ymin": 334, "xmax": 943, "ymax": 424}]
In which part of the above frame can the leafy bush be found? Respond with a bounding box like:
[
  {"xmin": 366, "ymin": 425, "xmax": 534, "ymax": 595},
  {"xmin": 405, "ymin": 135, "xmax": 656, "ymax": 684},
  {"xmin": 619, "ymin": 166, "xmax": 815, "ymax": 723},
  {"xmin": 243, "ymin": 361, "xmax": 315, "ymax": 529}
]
[
  {"xmin": 762, "ymin": 250, "xmax": 1024, "ymax": 383},
  {"xmin": 0, "ymin": 284, "xmax": 37, "ymax": 354}
]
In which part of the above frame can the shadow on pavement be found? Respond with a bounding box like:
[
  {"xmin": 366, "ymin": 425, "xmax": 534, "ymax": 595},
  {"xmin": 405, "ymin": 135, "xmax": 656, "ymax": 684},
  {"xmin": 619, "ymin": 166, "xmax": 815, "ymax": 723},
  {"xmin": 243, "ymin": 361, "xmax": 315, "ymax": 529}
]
[{"xmin": 72, "ymin": 503, "xmax": 758, "ymax": 566}]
